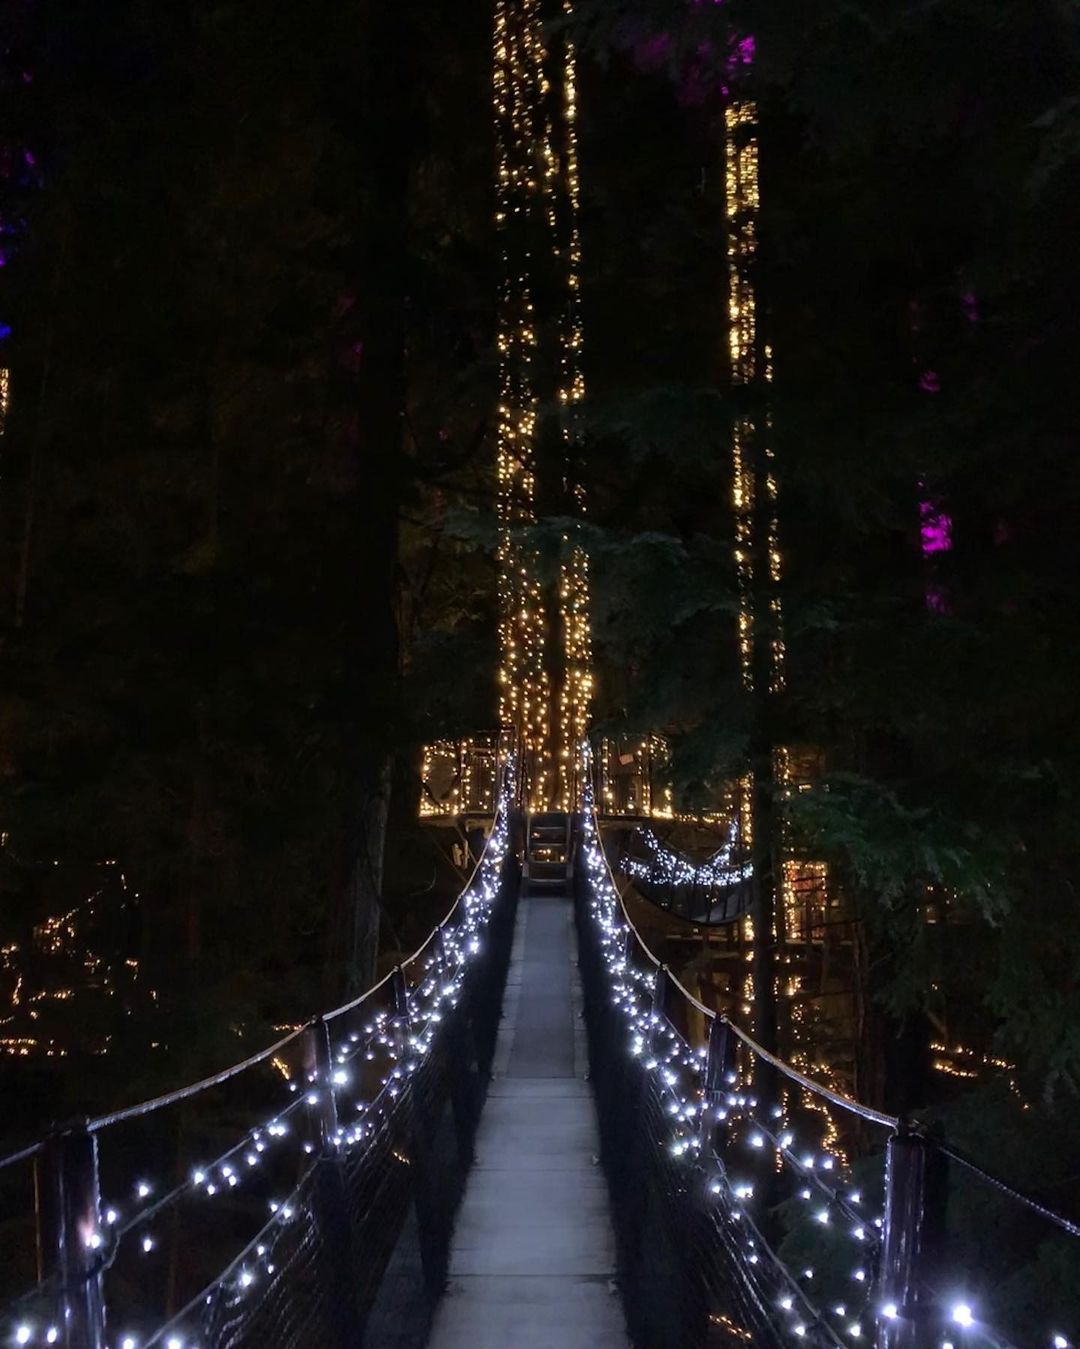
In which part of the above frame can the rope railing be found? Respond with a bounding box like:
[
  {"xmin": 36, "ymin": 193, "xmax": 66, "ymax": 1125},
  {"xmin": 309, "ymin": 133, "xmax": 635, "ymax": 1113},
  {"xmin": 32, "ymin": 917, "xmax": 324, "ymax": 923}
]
[
  {"xmin": 87, "ymin": 798, "xmax": 509, "ymax": 1138},
  {"xmin": 575, "ymin": 741, "xmax": 1076, "ymax": 1349},
  {"xmin": 84, "ymin": 1028, "xmax": 310, "ymax": 1135},
  {"xmin": 0, "ymin": 753, "xmax": 521, "ymax": 1349},
  {"xmin": 593, "ymin": 795, "xmax": 897, "ymax": 1130},
  {"xmin": 575, "ymin": 769, "xmax": 869, "ymax": 1348},
  {"xmin": 0, "ymin": 1138, "xmax": 45, "ymax": 1174}
]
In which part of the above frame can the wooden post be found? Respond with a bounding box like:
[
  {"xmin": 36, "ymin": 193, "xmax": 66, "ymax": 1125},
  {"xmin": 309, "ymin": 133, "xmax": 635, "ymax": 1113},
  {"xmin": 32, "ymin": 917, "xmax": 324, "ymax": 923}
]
[
  {"xmin": 391, "ymin": 965, "xmax": 412, "ymax": 1055},
  {"xmin": 303, "ymin": 1016, "xmax": 340, "ymax": 1153},
  {"xmin": 302, "ymin": 1017, "xmax": 361, "ymax": 1348},
  {"xmin": 699, "ymin": 1016, "xmax": 738, "ymax": 1155},
  {"xmin": 391, "ymin": 966, "xmax": 445, "ymax": 1300}
]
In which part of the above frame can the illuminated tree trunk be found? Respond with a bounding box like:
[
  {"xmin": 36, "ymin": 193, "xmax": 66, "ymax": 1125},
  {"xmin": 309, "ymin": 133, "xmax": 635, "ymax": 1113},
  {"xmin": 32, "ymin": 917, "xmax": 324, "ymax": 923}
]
[
  {"xmin": 493, "ymin": 0, "xmax": 592, "ymax": 810},
  {"xmin": 724, "ymin": 87, "xmax": 782, "ymax": 1059},
  {"xmin": 748, "ymin": 605, "xmax": 779, "ymax": 1059}
]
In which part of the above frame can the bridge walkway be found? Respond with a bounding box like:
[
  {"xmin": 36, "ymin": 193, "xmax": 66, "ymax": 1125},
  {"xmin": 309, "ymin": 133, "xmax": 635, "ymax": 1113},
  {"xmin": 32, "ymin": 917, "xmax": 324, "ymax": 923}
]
[{"xmin": 427, "ymin": 883, "xmax": 629, "ymax": 1349}]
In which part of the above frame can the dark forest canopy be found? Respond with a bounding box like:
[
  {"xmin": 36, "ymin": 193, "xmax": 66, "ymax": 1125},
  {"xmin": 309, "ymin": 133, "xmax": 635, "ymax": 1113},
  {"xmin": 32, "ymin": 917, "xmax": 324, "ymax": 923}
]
[
  {"xmin": 0, "ymin": 0, "xmax": 498, "ymax": 1096},
  {"xmin": 0, "ymin": 0, "xmax": 1078, "ymax": 1206},
  {"xmin": 573, "ymin": 0, "xmax": 1080, "ymax": 1098}
]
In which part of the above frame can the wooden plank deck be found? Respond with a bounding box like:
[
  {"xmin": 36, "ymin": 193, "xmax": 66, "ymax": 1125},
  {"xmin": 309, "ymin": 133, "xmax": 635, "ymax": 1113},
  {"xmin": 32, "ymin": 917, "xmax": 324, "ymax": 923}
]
[{"xmin": 426, "ymin": 890, "xmax": 629, "ymax": 1349}]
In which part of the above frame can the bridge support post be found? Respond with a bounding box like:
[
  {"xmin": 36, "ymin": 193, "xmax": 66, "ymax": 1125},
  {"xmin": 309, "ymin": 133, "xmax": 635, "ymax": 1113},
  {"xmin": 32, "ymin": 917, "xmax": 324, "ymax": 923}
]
[
  {"xmin": 304, "ymin": 1014, "xmax": 340, "ymax": 1147},
  {"xmin": 303, "ymin": 1016, "xmax": 362, "ymax": 1349},
  {"xmin": 875, "ymin": 1125, "xmax": 947, "ymax": 1349},
  {"xmin": 39, "ymin": 1118, "xmax": 107, "ymax": 1349},
  {"xmin": 391, "ymin": 965, "xmax": 446, "ymax": 1302},
  {"xmin": 649, "ymin": 963, "xmax": 672, "ymax": 1052},
  {"xmin": 437, "ymin": 928, "xmax": 481, "ymax": 1170},
  {"xmin": 698, "ymin": 1016, "xmax": 738, "ymax": 1157}
]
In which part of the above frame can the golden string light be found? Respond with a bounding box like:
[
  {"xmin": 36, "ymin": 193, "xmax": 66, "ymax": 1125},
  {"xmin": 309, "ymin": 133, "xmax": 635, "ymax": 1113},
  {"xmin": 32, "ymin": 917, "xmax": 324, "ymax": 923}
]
[
  {"xmin": 494, "ymin": 0, "xmax": 593, "ymax": 811},
  {"xmin": 555, "ymin": 0, "xmax": 593, "ymax": 811},
  {"xmin": 419, "ymin": 735, "xmax": 500, "ymax": 817},
  {"xmin": 495, "ymin": 0, "xmax": 550, "ymax": 809},
  {"xmin": 724, "ymin": 100, "xmax": 783, "ymax": 690},
  {"xmin": 726, "ymin": 85, "xmax": 805, "ymax": 1042}
]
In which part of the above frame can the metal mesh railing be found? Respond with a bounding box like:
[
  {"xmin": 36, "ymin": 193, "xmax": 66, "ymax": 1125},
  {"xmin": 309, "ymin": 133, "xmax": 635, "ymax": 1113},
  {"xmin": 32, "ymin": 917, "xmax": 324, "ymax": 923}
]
[
  {"xmin": 575, "ymin": 834, "xmax": 848, "ymax": 1348},
  {"xmin": 574, "ymin": 744, "xmax": 1079, "ymax": 1349},
  {"xmin": 0, "ymin": 759, "xmax": 521, "ymax": 1349}
]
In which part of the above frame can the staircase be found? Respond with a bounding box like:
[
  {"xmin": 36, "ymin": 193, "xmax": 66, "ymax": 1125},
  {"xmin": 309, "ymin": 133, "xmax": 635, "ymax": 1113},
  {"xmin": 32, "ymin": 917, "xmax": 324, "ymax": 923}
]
[{"xmin": 523, "ymin": 813, "xmax": 572, "ymax": 894}]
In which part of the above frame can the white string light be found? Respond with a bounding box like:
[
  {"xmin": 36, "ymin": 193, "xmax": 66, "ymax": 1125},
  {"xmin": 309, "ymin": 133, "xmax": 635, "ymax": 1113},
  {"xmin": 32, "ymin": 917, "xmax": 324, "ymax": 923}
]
[
  {"xmin": 2, "ymin": 762, "xmax": 517, "ymax": 1349},
  {"xmin": 577, "ymin": 739, "xmax": 1076, "ymax": 1347},
  {"xmin": 578, "ymin": 741, "xmax": 883, "ymax": 1344},
  {"xmin": 624, "ymin": 823, "xmax": 751, "ymax": 891}
]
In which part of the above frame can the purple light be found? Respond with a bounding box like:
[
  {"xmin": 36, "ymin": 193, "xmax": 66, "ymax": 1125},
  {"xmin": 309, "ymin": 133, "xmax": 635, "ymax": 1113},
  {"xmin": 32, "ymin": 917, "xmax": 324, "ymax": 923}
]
[
  {"xmin": 634, "ymin": 0, "xmax": 752, "ymax": 100},
  {"xmin": 918, "ymin": 369, "xmax": 940, "ymax": 394},
  {"xmin": 920, "ymin": 499, "xmax": 952, "ymax": 555}
]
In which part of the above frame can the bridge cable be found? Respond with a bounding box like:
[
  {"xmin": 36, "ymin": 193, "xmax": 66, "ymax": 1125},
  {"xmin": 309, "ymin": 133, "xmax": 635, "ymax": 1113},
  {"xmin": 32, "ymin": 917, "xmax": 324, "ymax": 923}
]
[{"xmin": 937, "ymin": 1142, "xmax": 1080, "ymax": 1240}]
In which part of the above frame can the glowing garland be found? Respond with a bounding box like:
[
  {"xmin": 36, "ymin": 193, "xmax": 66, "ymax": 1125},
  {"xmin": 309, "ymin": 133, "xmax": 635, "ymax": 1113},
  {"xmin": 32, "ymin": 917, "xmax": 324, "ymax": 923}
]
[
  {"xmin": 419, "ymin": 734, "xmax": 501, "ymax": 818},
  {"xmin": 579, "ymin": 758, "xmax": 874, "ymax": 1343},
  {"xmin": 595, "ymin": 735, "xmax": 672, "ymax": 817},
  {"xmin": 624, "ymin": 823, "xmax": 751, "ymax": 890},
  {"xmin": 495, "ymin": 0, "xmax": 549, "ymax": 808}
]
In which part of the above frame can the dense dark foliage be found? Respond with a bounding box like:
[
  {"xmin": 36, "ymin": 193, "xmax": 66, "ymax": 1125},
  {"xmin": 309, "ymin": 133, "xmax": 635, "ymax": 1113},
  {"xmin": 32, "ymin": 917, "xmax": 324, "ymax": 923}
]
[
  {"xmin": 0, "ymin": 0, "xmax": 495, "ymax": 1103},
  {"xmin": 572, "ymin": 0, "xmax": 1080, "ymax": 1091}
]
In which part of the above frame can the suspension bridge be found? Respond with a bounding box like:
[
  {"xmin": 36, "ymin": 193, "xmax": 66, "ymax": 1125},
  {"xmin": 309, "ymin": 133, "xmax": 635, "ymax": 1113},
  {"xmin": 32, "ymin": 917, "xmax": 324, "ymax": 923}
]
[{"xmin": 0, "ymin": 742, "xmax": 1076, "ymax": 1349}]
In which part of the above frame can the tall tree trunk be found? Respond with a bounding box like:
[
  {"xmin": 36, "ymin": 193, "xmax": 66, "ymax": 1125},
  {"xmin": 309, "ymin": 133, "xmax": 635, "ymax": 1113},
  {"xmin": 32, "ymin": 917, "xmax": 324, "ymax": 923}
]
[
  {"xmin": 749, "ymin": 646, "xmax": 779, "ymax": 1061},
  {"xmin": 851, "ymin": 878, "xmax": 933, "ymax": 1115},
  {"xmin": 749, "ymin": 305, "xmax": 780, "ymax": 1063},
  {"xmin": 334, "ymin": 0, "xmax": 416, "ymax": 996},
  {"xmin": 343, "ymin": 764, "xmax": 391, "ymax": 994},
  {"xmin": 13, "ymin": 246, "xmax": 66, "ymax": 630}
]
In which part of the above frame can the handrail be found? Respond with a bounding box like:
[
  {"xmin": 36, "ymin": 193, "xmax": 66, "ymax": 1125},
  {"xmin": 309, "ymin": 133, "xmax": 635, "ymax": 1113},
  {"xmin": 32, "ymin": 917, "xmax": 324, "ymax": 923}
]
[
  {"xmin": 87, "ymin": 1025, "xmax": 309, "ymax": 1132},
  {"xmin": 324, "ymin": 811, "xmax": 503, "ymax": 1025},
  {"xmin": 0, "ymin": 751, "xmax": 519, "ymax": 1349},
  {"xmin": 591, "ymin": 803, "xmax": 715, "ymax": 1017},
  {"xmin": 582, "ymin": 750, "xmax": 899, "ymax": 1129},
  {"xmin": 0, "ymin": 1138, "xmax": 45, "ymax": 1174},
  {"xmin": 938, "ymin": 1141, "xmax": 1080, "ymax": 1240},
  {"xmin": 588, "ymin": 759, "xmax": 1080, "ymax": 1219},
  {"xmin": 721, "ymin": 1016, "xmax": 899, "ymax": 1129},
  {"xmin": 0, "ymin": 752, "xmax": 517, "ymax": 1148}
]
